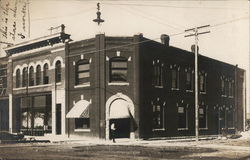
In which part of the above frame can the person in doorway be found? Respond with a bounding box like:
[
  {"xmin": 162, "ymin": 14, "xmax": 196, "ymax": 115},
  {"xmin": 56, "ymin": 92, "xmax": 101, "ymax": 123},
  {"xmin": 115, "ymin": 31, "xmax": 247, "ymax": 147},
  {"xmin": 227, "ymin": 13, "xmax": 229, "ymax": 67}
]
[{"xmin": 110, "ymin": 122, "xmax": 116, "ymax": 143}]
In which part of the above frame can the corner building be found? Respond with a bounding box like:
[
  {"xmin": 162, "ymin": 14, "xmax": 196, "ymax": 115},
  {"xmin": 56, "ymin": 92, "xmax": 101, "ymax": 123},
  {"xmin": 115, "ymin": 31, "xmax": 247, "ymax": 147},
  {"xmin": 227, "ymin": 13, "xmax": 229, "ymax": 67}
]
[{"xmin": 4, "ymin": 32, "xmax": 246, "ymax": 140}]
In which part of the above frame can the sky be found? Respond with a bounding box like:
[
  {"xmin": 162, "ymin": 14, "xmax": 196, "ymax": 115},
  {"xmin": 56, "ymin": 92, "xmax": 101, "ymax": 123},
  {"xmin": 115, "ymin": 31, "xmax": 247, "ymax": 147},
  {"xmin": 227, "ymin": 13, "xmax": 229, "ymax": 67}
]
[{"xmin": 1, "ymin": 0, "xmax": 250, "ymax": 112}]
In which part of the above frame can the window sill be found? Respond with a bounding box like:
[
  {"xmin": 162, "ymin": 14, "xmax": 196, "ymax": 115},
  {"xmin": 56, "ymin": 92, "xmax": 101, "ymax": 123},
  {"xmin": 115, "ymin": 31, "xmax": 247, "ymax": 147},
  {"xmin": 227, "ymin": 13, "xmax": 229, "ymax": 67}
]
[
  {"xmin": 228, "ymin": 127, "xmax": 235, "ymax": 130},
  {"xmin": 74, "ymin": 83, "xmax": 90, "ymax": 88},
  {"xmin": 186, "ymin": 90, "xmax": 193, "ymax": 93},
  {"xmin": 56, "ymin": 82, "xmax": 62, "ymax": 86},
  {"xmin": 178, "ymin": 128, "xmax": 188, "ymax": 131},
  {"xmin": 200, "ymin": 92, "xmax": 206, "ymax": 95},
  {"xmin": 171, "ymin": 88, "xmax": 179, "ymax": 91},
  {"xmin": 154, "ymin": 85, "xmax": 164, "ymax": 88},
  {"xmin": 108, "ymin": 82, "xmax": 129, "ymax": 86},
  {"xmin": 221, "ymin": 95, "xmax": 227, "ymax": 98},
  {"xmin": 74, "ymin": 129, "xmax": 91, "ymax": 132},
  {"xmin": 199, "ymin": 128, "xmax": 208, "ymax": 130},
  {"xmin": 152, "ymin": 128, "xmax": 166, "ymax": 131},
  {"xmin": 228, "ymin": 96, "xmax": 234, "ymax": 98}
]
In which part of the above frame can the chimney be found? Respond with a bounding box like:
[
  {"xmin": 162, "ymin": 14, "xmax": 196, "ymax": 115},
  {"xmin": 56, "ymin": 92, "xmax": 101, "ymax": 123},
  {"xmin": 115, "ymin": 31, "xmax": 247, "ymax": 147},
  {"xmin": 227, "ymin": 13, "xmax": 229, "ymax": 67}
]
[
  {"xmin": 160, "ymin": 34, "xmax": 170, "ymax": 47},
  {"xmin": 191, "ymin": 44, "xmax": 199, "ymax": 53}
]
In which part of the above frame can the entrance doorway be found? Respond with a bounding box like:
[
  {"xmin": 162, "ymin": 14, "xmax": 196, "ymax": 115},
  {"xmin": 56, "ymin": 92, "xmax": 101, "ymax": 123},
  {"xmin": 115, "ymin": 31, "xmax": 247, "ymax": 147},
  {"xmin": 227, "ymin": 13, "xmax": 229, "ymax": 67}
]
[
  {"xmin": 56, "ymin": 104, "xmax": 61, "ymax": 135},
  {"xmin": 105, "ymin": 93, "xmax": 135, "ymax": 140},
  {"xmin": 110, "ymin": 118, "xmax": 130, "ymax": 139}
]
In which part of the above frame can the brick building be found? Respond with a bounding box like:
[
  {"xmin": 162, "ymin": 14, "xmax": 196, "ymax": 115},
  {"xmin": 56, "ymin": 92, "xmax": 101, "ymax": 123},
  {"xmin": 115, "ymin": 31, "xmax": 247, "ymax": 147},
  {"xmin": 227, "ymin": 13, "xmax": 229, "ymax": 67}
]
[{"xmin": 1, "ymin": 30, "xmax": 246, "ymax": 140}]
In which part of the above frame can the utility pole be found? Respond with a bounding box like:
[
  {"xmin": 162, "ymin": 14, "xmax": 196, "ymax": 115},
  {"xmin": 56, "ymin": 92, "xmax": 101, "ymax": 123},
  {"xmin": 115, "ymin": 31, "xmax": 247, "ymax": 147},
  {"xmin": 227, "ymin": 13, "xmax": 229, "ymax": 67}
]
[{"xmin": 184, "ymin": 25, "xmax": 210, "ymax": 142}]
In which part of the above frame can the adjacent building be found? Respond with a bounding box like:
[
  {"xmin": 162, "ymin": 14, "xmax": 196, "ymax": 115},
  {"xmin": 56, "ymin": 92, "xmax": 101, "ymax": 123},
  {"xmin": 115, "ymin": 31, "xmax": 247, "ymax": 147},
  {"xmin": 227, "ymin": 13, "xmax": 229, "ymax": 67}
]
[{"xmin": 1, "ymin": 27, "xmax": 246, "ymax": 140}]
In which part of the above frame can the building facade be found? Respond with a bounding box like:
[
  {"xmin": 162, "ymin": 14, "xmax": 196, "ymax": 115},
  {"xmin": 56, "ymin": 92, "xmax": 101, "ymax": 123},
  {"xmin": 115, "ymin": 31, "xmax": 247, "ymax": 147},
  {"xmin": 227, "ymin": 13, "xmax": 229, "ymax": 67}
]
[{"xmin": 2, "ymin": 31, "xmax": 246, "ymax": 140}]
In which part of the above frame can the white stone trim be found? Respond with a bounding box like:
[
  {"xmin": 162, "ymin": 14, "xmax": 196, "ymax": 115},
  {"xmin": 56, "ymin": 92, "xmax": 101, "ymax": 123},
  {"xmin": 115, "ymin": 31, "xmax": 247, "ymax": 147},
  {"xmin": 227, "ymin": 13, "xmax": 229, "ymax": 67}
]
[
  {"xmin": 105, "ymin": 93, "xmax": 135, "ymax": 140},
  {"xmin": 51, "ymin": 56, "xmax": 65, "ymax": 69},
  {"xmin": 13, "ymin": 65, "xmax": 22, "ymax": 76},
  {"xmin": 42, "ymin": 59, "xmax": 51, "ymax": 70},
  {"xmin": 51, "ymin": 47, "xmax": 64, "ymax": 53}
]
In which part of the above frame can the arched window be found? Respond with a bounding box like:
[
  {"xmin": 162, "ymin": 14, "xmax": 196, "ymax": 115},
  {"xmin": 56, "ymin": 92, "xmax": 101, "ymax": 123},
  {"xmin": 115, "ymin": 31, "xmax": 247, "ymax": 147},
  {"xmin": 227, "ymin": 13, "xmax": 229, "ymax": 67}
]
[
  {"xmin": 75, "ymin": 59, "xmax": 90, "ymax": 85},
  {"xmin": 43, "ymin": 63, "xmax": 49, "ymax": 84},
  {"xmin": 22, "ymin": 67, "xmax": 28, "ymax": 87},
  {"xmin": 16, "ymin": 69, "xmax": 21, "ymax": 88},
  {"xmin": 29, "ymin": 66, "xmax": 34, "ymax": 86},
  {"xmin": 110, "ymin": 57, "xmax": 128, "ymax": 82},
  {"xmin": 36, "ymin": 65, "xmax": 41, "ymax": 85},
  {"xmin": 55, "ymin": 60, "xmax": 61, "ymax": 83}
]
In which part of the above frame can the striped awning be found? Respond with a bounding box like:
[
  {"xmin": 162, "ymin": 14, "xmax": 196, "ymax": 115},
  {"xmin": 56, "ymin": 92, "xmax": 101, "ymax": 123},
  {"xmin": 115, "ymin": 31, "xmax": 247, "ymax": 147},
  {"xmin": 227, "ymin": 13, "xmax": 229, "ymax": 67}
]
[{"xmin": 66, "ymin": 100, "xmax": 90, "ymax": 118}]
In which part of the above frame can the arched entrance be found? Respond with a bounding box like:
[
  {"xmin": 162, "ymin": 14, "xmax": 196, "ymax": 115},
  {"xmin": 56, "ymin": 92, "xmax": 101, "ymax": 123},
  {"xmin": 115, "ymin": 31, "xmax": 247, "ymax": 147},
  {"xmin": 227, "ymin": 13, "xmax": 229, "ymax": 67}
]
[{"xmin": 105, "ymin": 93, "xmax": 135, "ymax": 140}]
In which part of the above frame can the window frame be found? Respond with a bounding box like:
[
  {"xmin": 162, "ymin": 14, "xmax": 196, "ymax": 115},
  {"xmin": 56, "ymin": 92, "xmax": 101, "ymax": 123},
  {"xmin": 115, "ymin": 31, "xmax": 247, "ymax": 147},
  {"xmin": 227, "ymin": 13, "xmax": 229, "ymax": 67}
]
[
  {"xmin": 22, "ymin": 67, "xmax": 28, "ymax": 87},
  {"xmin": 109, "ymin": 57, "xmax": 128, "ymax": 83},
  {"xmin": 199, "ymin": 104, "xmax": 208, "ymax": 129},
  {"xmin": 171, "ymin": 65, "xmax": 180, "ymax": 90},
  {"xmin": 36, "ymin": 65, "xmax": 41, "ymax": 85},
  {"xmin": 16, "ymin": 69, "xmax": 21, "ymax": 88},
  {"xmin": 152, "ymin": 60, "xmax": 164, "ymax": 88},
  {"xmin": 74, "ymin": 118, "xmax": 90, "ymax": 131},
  {"xmin": 185, "ymin": 68, "xmax": 194, "ymax": 92},
  {"xmin": 177, "ymin": 103, "xmax": 188, "ymax": 130},
  {"xmin": 199, "ymin": 72, "xmax": 207, "ymax": 94},
  {"xmin": 75, "ymin": 59, "xmax": 90, "ymax": 86},
  {"xmin": 152, "ymin": 100, "xmax": 166, "ymax": 131},
  {"xmin": 43, "ymin": 63, "xmax": 49, "ymax": 84},
  {"xmin": 55, "ymin": 60, "xmax": 62, "ymax": 83},
  {"xmin": 29, "ymin": 66, "xmax": 34, "ymax": 86}
]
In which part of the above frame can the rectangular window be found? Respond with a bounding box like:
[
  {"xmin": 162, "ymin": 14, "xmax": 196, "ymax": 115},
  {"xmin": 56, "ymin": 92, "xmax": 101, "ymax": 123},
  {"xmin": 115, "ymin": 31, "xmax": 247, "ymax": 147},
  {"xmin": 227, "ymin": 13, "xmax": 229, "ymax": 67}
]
[
  {"xmin": 110, "ymin": 57, "xmax": 128, "ymax": 83},
  {"xmin": 228, "ymin": 81, "xmax": 234, "ymax": 97},
  {"xmin": 199, "ymin": 106, "xmax": 207, "ymax": 129},
  {"xmin": 76, "ymin": 60, "xmax": 90, "ymax": 85},
  {"xmin": 178, "ymin": 106, "xmax": 188, "ymax": 129},
  {"xmin": 152, "ymin": 104, "xmax": 164, "ymax": 130},
  {"xmin": 75, "ymin": 118, "xmax": 90, "ymax": 129},
  {"xmin": 221, "ymin": 78, "xmax": 226, "ymax": 96},
  {"xmin": 199, "ymin": 73, "xmax": 206, "ymax": 93},
  {"xmin": 171, "ymin": 69, "xmax": 179, "ymax": 89},
  {"xmin": 227, "ymin": 108, "xmax": 234, "ymax": 129},
  {"xmin": 186, "ymin": 70, "xmax": 193, "ymax": 91},
  {"xmin": 152, "ymin": 62, "xmax": 163, "ymax": 87}
]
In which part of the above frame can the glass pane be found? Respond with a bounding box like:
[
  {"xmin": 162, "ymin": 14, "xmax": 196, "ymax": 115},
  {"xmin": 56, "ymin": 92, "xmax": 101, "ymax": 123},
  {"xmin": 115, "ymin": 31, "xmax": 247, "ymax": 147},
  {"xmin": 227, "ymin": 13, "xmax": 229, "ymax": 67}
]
[
  {"xmin": 78, "ymin": 72, "xmax": 89, "ymax": 78},
  {"xmin": 78, "ymin": 64, "xmax": 89, "ymax": 71},
  {"xmin": 112, "ymin": 62, "xmax": 127, "ymax": 68},
  {"xmin": 111, "ymin": 70, "xmax": 127, "ymax": 81},
  {"xmin": 178, "ymin": 107, "xmax": 184, "ymax": 113}
]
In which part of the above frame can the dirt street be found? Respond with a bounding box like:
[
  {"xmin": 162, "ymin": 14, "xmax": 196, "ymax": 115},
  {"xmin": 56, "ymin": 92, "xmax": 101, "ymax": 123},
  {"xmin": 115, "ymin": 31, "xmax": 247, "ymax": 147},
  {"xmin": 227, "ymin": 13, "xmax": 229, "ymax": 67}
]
[{"xmin": 0, "ymin": 138, "xmax": 249, "ymax": 160}]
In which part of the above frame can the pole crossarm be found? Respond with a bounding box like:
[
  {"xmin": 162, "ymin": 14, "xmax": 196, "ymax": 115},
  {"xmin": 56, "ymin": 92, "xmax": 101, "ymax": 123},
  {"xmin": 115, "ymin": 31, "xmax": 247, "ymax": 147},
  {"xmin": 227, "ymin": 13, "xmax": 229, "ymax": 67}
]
[{"xmin": 184, "ymin": 25, "xmax": 210, "ymax": 142}]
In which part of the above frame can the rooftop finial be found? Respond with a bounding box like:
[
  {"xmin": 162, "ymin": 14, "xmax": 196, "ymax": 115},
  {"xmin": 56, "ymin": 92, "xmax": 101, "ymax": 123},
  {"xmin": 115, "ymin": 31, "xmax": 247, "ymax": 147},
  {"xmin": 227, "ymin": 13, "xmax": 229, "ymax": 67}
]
[{"xmin": 93, "ymin": 2, "xmax": 104, "ymax": 25}]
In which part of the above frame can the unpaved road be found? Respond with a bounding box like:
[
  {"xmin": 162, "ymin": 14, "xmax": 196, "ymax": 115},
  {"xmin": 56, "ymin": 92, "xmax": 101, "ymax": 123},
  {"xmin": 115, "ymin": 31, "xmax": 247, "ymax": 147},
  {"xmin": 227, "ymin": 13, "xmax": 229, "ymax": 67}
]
[{"xmin": 0, "ymin": 138, "xmax": 249, "ymax": 160}]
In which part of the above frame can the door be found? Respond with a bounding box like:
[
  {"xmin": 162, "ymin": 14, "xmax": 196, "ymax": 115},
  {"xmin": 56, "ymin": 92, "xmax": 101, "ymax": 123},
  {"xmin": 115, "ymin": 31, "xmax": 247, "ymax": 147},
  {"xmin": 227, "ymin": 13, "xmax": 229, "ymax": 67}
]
[{"xmin": 56, "ymin": 104, "xmax": 61, "ymax": 135}]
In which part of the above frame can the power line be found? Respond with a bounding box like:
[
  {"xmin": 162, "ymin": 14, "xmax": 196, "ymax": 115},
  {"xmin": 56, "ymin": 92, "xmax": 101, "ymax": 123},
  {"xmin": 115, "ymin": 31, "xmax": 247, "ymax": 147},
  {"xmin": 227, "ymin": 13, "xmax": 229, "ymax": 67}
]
[
  {"xmin": 101, "ymin": 2, "xmax": 248, "ymax": 10},
  {"xmin": 30, "ymin": 7, "xmax": 95, "ymax": 21}
]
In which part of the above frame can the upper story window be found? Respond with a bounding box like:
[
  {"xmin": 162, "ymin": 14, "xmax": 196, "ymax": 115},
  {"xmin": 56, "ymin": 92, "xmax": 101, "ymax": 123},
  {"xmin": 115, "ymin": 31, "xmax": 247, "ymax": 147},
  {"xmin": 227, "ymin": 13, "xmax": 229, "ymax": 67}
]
[
  {"xmin": 152, "ymin": 60, "xmax": 164, "ymax": 87},
  {"xmin": 22, "ymin": 67, "xmax": 28, "ymax": 87},
  {"xmin": 16, "ymin": 69, "xmax": 21, "ymax": 88},
  {"xmin": 36, "ymin": 65, "xmax": 41, "ymax": 85},
  {"xmin": 43, "ymin": 63, "xmax": 49, "ymax": 84},
  {"xmin": 152, "ymin": 99, "xmax": 166, "ymax": 131},
  {"xmin": 228, "ymin": 80, "xmax": 234, "ymax": 98},
  {"xmin": 177, "ymin": 103, "xmax": 188, "ymax": 130},
  {"xmin": 199, "ymin": 72, "xmax": 207, "ymax": 93},
  {"xmin": 171, "ymin": 65, "xmax": 180, "ymax": 90},
  {"xmin": 199, "ymin": 103, "xmax": 207, "ymax": 129},
  {"xmin": 185, "ymin": 68, "xmax": 193, "ymax": 91},
  {"xmin": 110, "ymin": 57, "xmax": 128, "ymax": 83},
  {"xmin": 75, "ymin": 59, "xmax": 90, "ymax": 85},
  {"xmin": 29, "ymin": 66, "xmax": 34, "ymax": 86},
  {"xmin": 55, "ymin": 61, "xmax": 61, "ymax": 83},
  {"xmin": 221, "ymin": 76, "xmax": 226, "ymax": 96}
]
